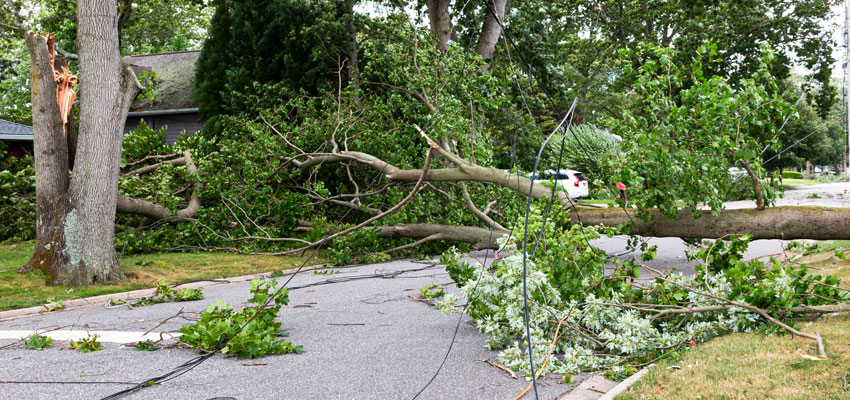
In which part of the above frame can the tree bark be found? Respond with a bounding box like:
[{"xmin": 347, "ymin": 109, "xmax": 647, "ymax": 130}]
[
  {"xmin": 20, "ymin": 1, "xmax": 139, "ymax": 285},
  {"xmin": 115, "ymin": 151, "xmax": 201, "ymax": 222},
  {"xmin": 740, "ymin": 159, "xmax": 764, "ymax": 210},
  {"xmin": 292, "ymin": 150, "xmax": 568, "ymax": 204},
  {"xmin": 60, "ymin": 0, "xmax": 139, "ymax": 283},
  {"xmin": 293, "ymin": 147, "xmax": 850, "ymax": 241},
  {"xmin": 475, "ymin": 0, "xmax": 510, "ymax": 60},
  {"xmin": 426, "ymin": 0, "xmax": 453, "ymax": 52},
  {"xmin": 342, "ymin": 0, "xmax": 359, "ymax": 88},
  {"xmin": 378, "ymin": 224, "xmax": 508, "ymax": 250},
  {"xmin": 572, "ymin": 206, "xmax": 850, "ymax": 240},
  {"xmin": 19, "ymin": 32, "xmax": 69, "ymax": 275}
]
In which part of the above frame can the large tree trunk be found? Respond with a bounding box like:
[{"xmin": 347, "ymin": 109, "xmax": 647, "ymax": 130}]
[
  {"xmin": 342, "ymin": 0, "xmax": 359, "ymax": 88},
  {"xmin": 573, "ymin": 206, "xmax": 850, "ymax": 240},
  {"xmin": 20, "ymin": 0, "xmax": 138, "ymax": 285},
  {"xmin": 475, "ymin": 0, "xmax": 510, "ymax": 60},
  {"xmin": 19, "ymin": 33, "xmax": 70, "ymax": 276},
  {"xmin": 426, "ymin": 0, "xmax": 453, "ymax": 52}
]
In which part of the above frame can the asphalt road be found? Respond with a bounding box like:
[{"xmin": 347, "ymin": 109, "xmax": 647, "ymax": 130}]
[
  {"xmin": 0, "ymin": 183, "xmax": 845, "ymax": 400},
  {"xmin": 0, "ymin": 256, "xmax": 579, "ymax": 400}
]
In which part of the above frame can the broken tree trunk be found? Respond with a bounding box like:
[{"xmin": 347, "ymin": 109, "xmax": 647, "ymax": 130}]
[{"xmin": 19, "ymin": 1, "xmax": 140, "ymax": 285}]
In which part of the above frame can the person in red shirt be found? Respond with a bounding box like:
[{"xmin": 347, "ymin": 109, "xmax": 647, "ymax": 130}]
[{"xmin": 617, "ymin": 182, "xmax": 627, "ymax": 205}]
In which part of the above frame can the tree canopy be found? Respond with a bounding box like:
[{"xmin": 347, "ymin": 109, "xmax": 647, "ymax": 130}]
[{"xmin": 193, "ymin": 0, "xmax": 344, "ymax": 121}]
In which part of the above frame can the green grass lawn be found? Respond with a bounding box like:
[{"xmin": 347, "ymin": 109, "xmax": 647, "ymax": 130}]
[
  {"xmin": 780, "ymin": 178, "xmax": 820, "ymax": 189},
  {"xmin": 0, "ymin": 241, "xmax": 324, "ymax": 311},
  {"xmin": 618, "ymin": 249, "xmax": 850, "ymax": 400},
  {"xmin": 617, "ymin": 313, "xmax": 850, "ymax": 400},
  {"xmin": 577, "ymin": 198, "xmax": 617, "ymax": 205}
]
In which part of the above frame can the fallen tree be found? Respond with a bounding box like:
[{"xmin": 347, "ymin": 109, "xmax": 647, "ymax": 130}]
[
  {"xmin": 572, "ymin": 206, "xmax": 850, "ymax": 240},
  {"xmin": 87, "ymin": 8, "xmax": 848, "ymax": 261},
  {"xmin": 437, "ymin": 219, "xmax": 850, "ymax": 381}
]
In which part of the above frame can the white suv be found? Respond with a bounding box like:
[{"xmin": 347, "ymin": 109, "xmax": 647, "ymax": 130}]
[{"xmin": 530, "ymin": 169, "xmax": 589, "ymax": 199}]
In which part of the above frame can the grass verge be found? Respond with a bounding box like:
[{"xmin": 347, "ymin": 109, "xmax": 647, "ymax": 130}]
[
  {"xmin": 0, "ymin": 241, "xmax": 324, "ymax": 311},
  {"xmin": 617, "ymin": 251, "xmax": 850, "ymax": 400},
  {"xmin": 779, "ymin": 178, "xmax": 820, "ymax": 189}
]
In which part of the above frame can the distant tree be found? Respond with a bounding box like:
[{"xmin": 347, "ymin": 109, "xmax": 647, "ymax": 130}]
[
  {"xmin": 35, "ymin": 0, "xmax": 212, "ymax": 55},
  {"xmin": 193, "ymin": 0, "xmax": 343, "ymax": 122},
  {"xmin": 495, "ymin": 0, "xmax": 836, "ymax": 123},
  {"xmin": 766, "ymin": 82, "xmax": 846, "ymax": 173},
  {"xmin": 0, "ymin": 39, "xmax": 31, "ymax": 125}
]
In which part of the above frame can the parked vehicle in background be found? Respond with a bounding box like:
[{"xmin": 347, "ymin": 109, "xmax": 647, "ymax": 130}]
[
  {"xmin": 728, "ymin": 167, "xmax": 746, "ymax": 179},
  {"xmin": 530, "ymin": 169, "xmax": 589, "ymax": 198}
]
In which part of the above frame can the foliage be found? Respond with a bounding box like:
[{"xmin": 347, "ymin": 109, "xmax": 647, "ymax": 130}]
[
  {"xmin": 0, "ymin": 39, "xmax": 31, "ymax": 125},
  {"xmin": 70, "ymin": 333, "xmax": 103, "ymax": 353},
  {"xmin": 549, "ymin": 124, "xmax": 620, "ymax": 189},
  {"xmin": 43, "ymin": 298, "xmax": 65, "ymax": 312},
  {"xmin": 178, "ymin": 278, "xmax": 302, "ymax": 358},
  {"xmin": 419, "ymin": 284, "xmax": 445, "ymax": 300},
  {"xmin": 121, "ymin": 121, "xmax": 168, "ymax": 161},
  {"xmin": 193, "ymin": 0, "xmax": 343, "ymax": 121},
  {"xmin": 134, "ymin": 279, "xmax": 203, "ymax": 306},
  {"xmin": 0, "ymin": 154, "xmax": 35, "ymax": 242},
  {"xmin": 495, "ymin": 0, "xmax": 835, "ymax": 125},
  {"xmin": 440, "ymin": 203, "xmax": 849, "ymax": 377},
  {"xmin": 782, "ymin": 171, "xmax": 803, "ymax": 179},
  {"xmin": 608, "ymin": 43, "xmax": 790, "ymax": 219},
  {"xmin": 24, "ymin": 333, "xmax": 53, "ymax": 350},
  {"xmin": 115, "ymin": 114, "xmax": 309, "ymax": 254},
  {"xmin": 135, "ymin": 340, "xmax": 159, "ymax": 351},
  {"xmin": 765, "ymin": 79, "xmax": 845, "ymax": 172},
  {"xmin": 814, "ymin": 173, "xmax": 850, "ymax": 184},
  {"xmin": 31, "ymin": 0, "xmax": 211, "ymax": 56},
  {"xmin": 114, "ymin": 14, "xmax": 526, "ymax": 258}
]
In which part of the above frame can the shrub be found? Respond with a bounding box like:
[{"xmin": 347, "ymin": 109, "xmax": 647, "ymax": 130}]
[
  {"xmin": 0, "ymin": 155, "xmax": 35, "ymax": 242},
  {"xmin": 782, "ymin": 170, "xmax": 802, "ymax": 179}
]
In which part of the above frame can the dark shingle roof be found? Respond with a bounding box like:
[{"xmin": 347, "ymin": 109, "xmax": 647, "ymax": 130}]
[
  {"xmin": 0, "ymin": 119, "xmax": 33, "ymax": 141},
  {"xmin": 123, "ymin": 50, "xmax": 200, "ymax": 112}
]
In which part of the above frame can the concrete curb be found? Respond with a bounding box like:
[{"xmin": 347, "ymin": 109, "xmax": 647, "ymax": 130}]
[
  {"xmin": 0, "ymin": 269, "xmax": 297, "ymax": 322},
  {"xmin": 598, "ymin": 364, "xmax": 654, "ymax": 400}
]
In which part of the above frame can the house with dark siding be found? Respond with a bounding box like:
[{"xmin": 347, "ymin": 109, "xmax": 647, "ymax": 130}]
[
  {"xmin": 0, "ymin": 119, "xmax": 33, "ymax": 158},
  {"xmin": 123, "ymin": 50, "xmax": 203, "ymax": 144}
]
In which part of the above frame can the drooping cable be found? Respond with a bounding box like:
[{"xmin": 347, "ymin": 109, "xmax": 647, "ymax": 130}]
[{"xmin": 518, "ymin": 109, "xmax": 579, "ymax": 400}]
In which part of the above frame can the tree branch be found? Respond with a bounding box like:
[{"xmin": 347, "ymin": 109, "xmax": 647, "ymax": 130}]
[
  {"xmin": 740, "ymin": 159, "xmax": 765, "ymax": 210},
  {"xmin": 377, "ymin": 223, "xmax": 508, "ymax": 250},
  {"xmin": 116, "ymin": 151, "xmax": 202, "ymax": 222},
  {"xmin": 460, "ymin": 182, "xmax": 505, "ymax": 231},
  {"xmin": 276, "ymin": 146, "xmax": 436, "ymax": 255}
]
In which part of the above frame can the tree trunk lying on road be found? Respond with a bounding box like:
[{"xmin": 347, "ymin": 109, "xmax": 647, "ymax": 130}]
[{"xmin": 572, "ymin": 206, "xmax": 850, "ymax": 240}]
